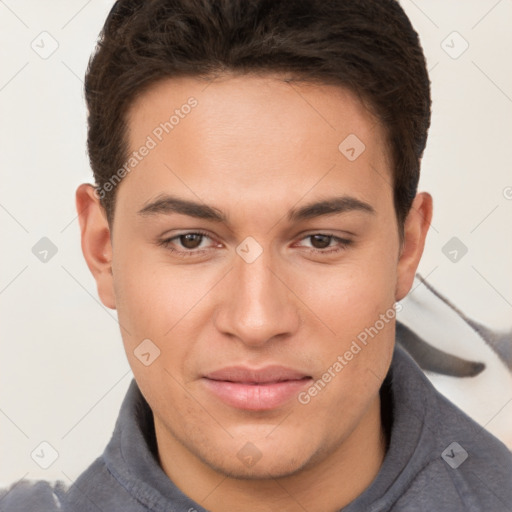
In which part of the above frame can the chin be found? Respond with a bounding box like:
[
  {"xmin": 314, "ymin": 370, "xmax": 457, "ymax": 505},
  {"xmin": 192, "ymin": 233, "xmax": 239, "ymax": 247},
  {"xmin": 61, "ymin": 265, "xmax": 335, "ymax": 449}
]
[
  {"xmin": 207, "ymin": 451, "xmax": 313, "ymax": 481},
  {"xmin": 195, "ymin": 429, "xmax": 331, "ymax": 481}
]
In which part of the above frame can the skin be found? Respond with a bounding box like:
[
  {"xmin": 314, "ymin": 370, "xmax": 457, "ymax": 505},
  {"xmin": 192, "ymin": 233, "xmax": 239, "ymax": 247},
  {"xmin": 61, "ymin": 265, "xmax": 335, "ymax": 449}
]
[{"xmin": 77, "ymin": 74, "xmax": 432, "ymax": 512}]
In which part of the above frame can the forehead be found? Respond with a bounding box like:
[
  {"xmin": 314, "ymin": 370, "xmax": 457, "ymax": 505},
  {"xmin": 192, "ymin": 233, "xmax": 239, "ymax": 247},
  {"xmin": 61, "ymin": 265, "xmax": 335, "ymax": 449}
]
[
  {"xmin": 128, "ymin": 73, "xmax": 382, "ymax": 146},
  {"xmin": 119, "ymin": 74, "xmax": 391, "ymax": 219}
]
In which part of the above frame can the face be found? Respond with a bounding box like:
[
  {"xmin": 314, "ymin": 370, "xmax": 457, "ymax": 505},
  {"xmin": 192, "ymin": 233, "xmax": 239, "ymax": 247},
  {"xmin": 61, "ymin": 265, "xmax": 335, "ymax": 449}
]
[{"xmin": 78, "ymin": 74, "xmax": 431, "ymax": 482}]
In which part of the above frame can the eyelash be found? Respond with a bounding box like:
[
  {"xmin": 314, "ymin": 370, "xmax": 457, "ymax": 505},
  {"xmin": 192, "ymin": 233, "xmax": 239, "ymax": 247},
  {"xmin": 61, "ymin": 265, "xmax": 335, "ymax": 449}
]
[
  {"xmin": 157, "ymin": 230, "xmax": 213, "ymax": 257},
  {"xmin": 157, "ymin": 231, "xmax": 353, "ymax": 257}
]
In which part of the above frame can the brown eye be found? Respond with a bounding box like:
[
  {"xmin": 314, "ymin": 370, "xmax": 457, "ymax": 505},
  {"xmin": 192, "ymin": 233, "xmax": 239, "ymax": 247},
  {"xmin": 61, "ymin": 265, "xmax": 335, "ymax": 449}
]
[
  {"xmin": 310, "ymin": 234, "xmax": 332, "ymax": 249},
  {"xmin": 179, "ymin": 233, "xmax": 204, "ymax": 249}
]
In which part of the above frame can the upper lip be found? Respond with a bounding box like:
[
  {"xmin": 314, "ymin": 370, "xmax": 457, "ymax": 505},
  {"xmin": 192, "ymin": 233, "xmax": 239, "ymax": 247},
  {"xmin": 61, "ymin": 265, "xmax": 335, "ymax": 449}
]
[{"xmin": 204, "ymin": 365, "xmax": 311, "ymax": 384}]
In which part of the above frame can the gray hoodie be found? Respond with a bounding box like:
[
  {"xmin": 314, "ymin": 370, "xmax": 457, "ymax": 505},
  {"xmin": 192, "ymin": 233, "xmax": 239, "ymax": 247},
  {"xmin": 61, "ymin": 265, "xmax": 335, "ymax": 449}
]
[{"xmin": 2, "ymin": 345, "xmax": 511, "ymax": 511}]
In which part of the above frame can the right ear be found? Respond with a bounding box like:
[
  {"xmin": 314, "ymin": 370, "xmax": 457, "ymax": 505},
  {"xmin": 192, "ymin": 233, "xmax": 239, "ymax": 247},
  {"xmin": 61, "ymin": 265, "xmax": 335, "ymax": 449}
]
[{"xmin": 75, "ymin": 184, "xmax": 116, "ymax": 310}]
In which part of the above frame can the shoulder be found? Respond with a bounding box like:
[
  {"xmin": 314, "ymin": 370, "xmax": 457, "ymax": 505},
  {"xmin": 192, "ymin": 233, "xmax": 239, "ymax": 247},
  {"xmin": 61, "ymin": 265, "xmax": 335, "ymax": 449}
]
[
  {"xmin": 388, "ymin": 347, "xmax": 512, "ymax": 510},
  {"xmin": 0, "ymin": 479, "xmax": 67, "ymax": 511},
  {"xmin": 416, "ymin": 371, "xmax": 512, "ymax": 509},
  {"xmin": 0, "ymin": 457, "xmax": 145, "ymax": 512},
  {"xmin": 393, "ymin": 446, "xmax": 512, "ymax": 511}
]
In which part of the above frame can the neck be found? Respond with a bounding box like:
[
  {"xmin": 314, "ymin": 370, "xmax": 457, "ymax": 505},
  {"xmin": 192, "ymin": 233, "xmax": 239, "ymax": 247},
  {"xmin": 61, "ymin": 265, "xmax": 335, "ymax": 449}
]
[{"xmin": 155, "ymin": 393, "xmax": 386, "ymax": 512}]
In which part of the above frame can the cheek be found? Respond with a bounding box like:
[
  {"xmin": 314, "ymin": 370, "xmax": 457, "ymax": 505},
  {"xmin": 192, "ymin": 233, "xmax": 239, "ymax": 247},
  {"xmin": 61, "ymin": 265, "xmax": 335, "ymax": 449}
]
[
  {"xmin": 289, "ymin": 232, "xmax": 398, "ymax": 404},
  {"xmin": 295, "ymin": 239, "xmax": 398, "ymax": 338},
  {"xmin": 111, "ymin": 241, "xmax": 219, "ymax": 376},
  {"xmin": 297, "ymin": 264, "xmax": 397, "ymax": 431},
  {"xmin": 111, "ymin": 245, "xmax": 178, "ymax": 374},
  {"xmin": 111, "ymin": 252, "xmax": 200, "ymax": 405},
  {"xmin": 113, "ymin": 241, "xmax": 197, "ymax": 334}
]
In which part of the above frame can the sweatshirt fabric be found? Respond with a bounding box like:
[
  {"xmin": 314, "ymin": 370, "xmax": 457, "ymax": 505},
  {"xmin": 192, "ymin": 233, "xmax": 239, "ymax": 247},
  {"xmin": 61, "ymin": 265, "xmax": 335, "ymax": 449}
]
[{"xmin": 2, "ymin": 345, "xmax": 511, "ymax": 511}]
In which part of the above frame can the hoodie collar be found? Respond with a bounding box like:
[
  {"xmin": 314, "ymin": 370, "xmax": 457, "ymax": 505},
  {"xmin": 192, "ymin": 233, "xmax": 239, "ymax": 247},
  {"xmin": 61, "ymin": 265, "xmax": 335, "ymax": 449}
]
[{"xmin": 103, "ymin": 345, "xmax": 433, "ymax": 512}]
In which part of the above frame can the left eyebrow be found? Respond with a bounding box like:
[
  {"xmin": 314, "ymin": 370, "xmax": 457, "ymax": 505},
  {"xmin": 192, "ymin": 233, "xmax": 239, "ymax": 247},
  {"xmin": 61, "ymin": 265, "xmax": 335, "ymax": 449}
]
[{"xmin": 288, "ymin": 196, "xmax": 376, "ymax": 222}]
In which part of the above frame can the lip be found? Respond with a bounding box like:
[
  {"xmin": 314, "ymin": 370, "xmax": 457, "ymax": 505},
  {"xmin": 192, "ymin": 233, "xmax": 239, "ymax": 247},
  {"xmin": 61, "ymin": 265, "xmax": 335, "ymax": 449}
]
[{"xmin": 202, "ymin": 365, "xmax": 312, "ymax": 411}]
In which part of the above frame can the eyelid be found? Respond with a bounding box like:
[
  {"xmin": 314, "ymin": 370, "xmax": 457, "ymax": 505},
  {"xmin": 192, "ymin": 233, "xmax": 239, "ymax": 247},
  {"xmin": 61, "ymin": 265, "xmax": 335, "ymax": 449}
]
[
  {"xmin": 293, "ymin": 233, "xmax": 353, "ymax": 251},
  {"xmin": 157, "ymin": 230, "xmax": 353, "ymax": 257},
  {"xmin": 293, "ymin": 227, "xmax": 356, "ymax": 238},
  {"xmin": 157, "ymin": 229, "xmax": 220, "ymax": 252}
]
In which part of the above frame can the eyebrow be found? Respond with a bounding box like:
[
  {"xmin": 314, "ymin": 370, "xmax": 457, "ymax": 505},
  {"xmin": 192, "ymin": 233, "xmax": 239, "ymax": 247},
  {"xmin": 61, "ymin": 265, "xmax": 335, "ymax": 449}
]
[
  {"xmin": 138, "ymin": 195, "xmax": 226, "ymax": 222},
  {"xmin": 137, "ymin": 194, "xmax": 375, "ymax": 223},
  {"xmin": 288, "ymin": 196, "xmax": 375, "ymax": 221}
]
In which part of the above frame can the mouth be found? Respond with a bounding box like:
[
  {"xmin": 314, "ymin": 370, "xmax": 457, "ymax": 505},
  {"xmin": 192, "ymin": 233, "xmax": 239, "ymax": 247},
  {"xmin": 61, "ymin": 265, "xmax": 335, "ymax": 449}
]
[{"xmin": 202, "ymin": 365, "xmax": 313, "ymax": 411}]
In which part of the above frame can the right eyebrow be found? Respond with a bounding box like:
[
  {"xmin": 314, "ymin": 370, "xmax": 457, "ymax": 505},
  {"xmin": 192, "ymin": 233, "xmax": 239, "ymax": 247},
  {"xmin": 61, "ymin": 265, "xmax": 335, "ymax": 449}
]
[{"xmin": 137, "ymin": 194, "xmax": 226, "ymax": 222}]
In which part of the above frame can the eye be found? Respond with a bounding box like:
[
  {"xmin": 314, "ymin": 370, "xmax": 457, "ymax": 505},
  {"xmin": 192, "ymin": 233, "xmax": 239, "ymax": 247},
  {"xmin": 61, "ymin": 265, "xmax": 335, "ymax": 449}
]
[
  {"xmin": 178, "ymin": 233, "xmax": 206, "ymax": 249},
  {"xmin": 309, "ymin": 234, "xmax": 334, "ymax": 249},
  {"xmin": 158, "ymin": 230, "xmax": 218, "ymax": 254},
  {"xmin": 295, "ymin": 233, "xmax": 352, "ymax": 253}
]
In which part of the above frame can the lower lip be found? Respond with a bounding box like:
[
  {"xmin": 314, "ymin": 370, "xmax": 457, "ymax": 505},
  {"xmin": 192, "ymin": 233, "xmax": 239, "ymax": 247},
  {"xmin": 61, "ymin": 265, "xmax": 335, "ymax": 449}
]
[{"xmin": 202, "ymin": 378, "xmax": 312, "ymax": 410}]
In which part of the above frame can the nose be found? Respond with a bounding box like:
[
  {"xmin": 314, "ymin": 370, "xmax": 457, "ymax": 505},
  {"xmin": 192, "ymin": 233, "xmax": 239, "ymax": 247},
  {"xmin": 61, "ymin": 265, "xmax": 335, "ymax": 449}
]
[{"xmin": 214, "ymin": 250, "xmax": 300, "ymax": 348}]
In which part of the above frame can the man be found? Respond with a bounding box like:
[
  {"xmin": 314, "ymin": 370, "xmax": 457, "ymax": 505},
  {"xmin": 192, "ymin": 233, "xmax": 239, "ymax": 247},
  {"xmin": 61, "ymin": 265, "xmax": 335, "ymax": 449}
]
[{"xmin": 2, "ymin": 0, "xmax": 511, "ymax": 510}]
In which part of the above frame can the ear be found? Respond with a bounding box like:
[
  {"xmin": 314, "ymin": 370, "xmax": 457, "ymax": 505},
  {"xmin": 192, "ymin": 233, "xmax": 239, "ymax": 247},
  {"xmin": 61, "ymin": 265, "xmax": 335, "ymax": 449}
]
[
  {"xmin": 76, "ymin": 184, "xmax": 116, "ymax": 310},
  {"xmin": 395, "ymin": 192, "xmax": 433, "ymax": 301}
]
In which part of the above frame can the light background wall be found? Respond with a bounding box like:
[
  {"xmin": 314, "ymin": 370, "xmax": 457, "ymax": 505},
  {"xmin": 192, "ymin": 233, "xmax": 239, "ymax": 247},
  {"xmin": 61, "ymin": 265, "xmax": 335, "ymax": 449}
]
[{"xmin": 1, "ymin": 0, "xmax": 511, "ymax": 486}]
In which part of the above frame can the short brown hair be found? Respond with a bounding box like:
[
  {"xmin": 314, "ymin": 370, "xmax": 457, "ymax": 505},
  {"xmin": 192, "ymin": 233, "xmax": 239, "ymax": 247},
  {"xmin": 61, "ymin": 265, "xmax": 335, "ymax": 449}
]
[{"xmin": 85, "ymin": 0, "xmax": 431, "ymax": 234}]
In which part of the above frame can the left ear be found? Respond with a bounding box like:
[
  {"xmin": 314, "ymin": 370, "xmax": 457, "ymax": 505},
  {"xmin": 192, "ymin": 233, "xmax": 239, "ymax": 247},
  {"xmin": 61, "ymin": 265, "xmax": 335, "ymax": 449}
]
[{"xmin": 395, "ymin": 192, "xmax": 433, "ymax": 301}]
